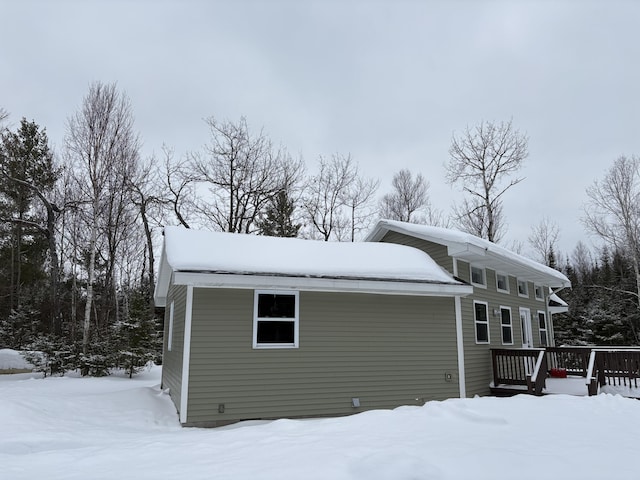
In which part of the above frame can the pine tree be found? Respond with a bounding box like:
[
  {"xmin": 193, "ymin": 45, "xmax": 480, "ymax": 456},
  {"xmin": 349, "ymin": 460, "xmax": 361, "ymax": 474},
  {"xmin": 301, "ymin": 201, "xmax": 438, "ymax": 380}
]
[{"xmin": 258, "ymin": 190, "xmax": 300, "ymax": 238}]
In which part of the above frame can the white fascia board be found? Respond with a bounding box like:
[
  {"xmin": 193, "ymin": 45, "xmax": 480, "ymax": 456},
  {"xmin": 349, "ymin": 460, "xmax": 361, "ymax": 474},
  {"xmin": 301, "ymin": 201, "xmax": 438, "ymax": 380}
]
[
  {"xmin": 154, "ymin": 248, "xmax": 171, "ymax": 307},
  {"xmin": 172, "ymin": 272, "xmax": 473, "ymax": 297}
]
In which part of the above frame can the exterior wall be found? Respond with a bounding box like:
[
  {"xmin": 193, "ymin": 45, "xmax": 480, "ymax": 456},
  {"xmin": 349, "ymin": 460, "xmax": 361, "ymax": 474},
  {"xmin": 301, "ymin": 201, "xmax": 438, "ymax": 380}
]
[
  {"xmin": 456, "ymin": 260, "xmax": 551, "ymax": 396},
  {"xmin": 378, "ymin": 231, "xmax": 553, "ymax": 397},
  {"xmin": 380, "ymin": 231, "xmax": 454, "ymax": 273},
  {"xmin": 184, "ymin": 288, "xmax": 460, "ymax": 426},
  {"xmin": 162, "ymin": 284, "xmax": 187, "ymax": 415}
]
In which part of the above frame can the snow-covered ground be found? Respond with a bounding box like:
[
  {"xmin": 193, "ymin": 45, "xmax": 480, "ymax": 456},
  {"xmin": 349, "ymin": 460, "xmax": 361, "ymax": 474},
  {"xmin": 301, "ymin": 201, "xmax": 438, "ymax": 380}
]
[
  {"xmin": 2, "ymin": 364, "xmax": 639, "ymax": 480},
  {"xmin": 0, "ymin": 348, "xmax": 33, "ymax": 371}
]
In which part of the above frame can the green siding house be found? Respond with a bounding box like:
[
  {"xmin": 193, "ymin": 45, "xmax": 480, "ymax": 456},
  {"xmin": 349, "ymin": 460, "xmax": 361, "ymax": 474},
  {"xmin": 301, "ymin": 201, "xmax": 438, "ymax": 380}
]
[
  {"xmin": 365, "ymin": 220, "xmax": 571, "ymax": 398},
  {"xmin": 154, "ymin": 226, "xmax": 472, "ymax": 427}
]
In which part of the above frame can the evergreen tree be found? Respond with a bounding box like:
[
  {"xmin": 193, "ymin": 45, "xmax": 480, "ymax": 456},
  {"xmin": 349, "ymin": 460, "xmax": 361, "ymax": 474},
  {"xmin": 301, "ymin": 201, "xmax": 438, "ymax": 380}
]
[{"xmin": 258, "ymin": 190, "xmax": 300, "ymax": 237}]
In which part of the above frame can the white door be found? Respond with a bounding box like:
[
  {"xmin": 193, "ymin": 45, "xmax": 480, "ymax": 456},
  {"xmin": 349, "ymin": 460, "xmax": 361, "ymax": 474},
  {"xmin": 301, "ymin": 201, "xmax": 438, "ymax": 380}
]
[{"xmin": 519, "ymin": 308, "xmax": 533, "ymax": 349}]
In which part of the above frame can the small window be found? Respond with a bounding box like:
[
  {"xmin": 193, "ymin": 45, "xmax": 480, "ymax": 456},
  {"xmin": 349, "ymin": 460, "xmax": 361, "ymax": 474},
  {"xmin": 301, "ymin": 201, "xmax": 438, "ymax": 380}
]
[
  {"xmin": 253, "ymin": 290, "xmax": 299, "ymax": 348},
  {"xmin": 534, "ymin": 284, "xmax": 544, "ymax": 301},
  {"xmin": 501, "ymin": 307, "xmax": 513, "ymax": 345},
  {"xmin": 470, "ymin": 265, "xmax": 486, "ymax": 287},
  {"xmin": 538, "ymin": 311, "xmax": 548, "ymax": 346},
  {"xmin": 496, "ymin": 273, "xmax": 509, "ymax": 293},
  {"xmin": 517, "ymin": 279, "xmax": 529, "ymax": 297},
  {"xmin": 474, "ymin": 301, "xmax": 489, "ymax": 344},
  {"xmin": 167, "ymin": 301, "xmax": 174, "ymax": 352}
]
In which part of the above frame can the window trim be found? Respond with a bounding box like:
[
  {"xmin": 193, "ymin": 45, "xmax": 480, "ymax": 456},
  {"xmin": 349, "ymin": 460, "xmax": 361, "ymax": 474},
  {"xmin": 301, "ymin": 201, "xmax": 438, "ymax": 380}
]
[
  {"xmin": 496, "ymin": 272, "xmax": 510, "ymax": 294},
  {"xmin": 538, "ymin": 310, "xmax": 548, "ymax": 346},
  {"xmin": 517, "ymin": 279, "xmax": 529, "ymax": 298},
  {"xmin": 500, "ymin": 306, "xmax": 513, "ymax": 345},
  {"xmin": 253, "ymin": 290, "xmax": 299, "ymax": 349},
  {"xmin": 470, "ymin": 265, "xmax": 487, "ymax": 288},
  {"xmin": 473, "ymin": 300, "xmax": 490, "ymax": 344},
  {"xmin": 167, "ymin": 300, "xmax": 174, "ymax": 352},
  {"xmin": 534, "ymin": 284, "xmax": 545, "ymax": 301}
]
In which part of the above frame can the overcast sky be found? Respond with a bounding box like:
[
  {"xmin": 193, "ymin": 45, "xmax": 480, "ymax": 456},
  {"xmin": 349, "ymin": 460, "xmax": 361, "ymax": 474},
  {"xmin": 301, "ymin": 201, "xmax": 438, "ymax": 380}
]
[{"xmin": 2, "ymin": 0, "xmax": 639, "ymax": 259}]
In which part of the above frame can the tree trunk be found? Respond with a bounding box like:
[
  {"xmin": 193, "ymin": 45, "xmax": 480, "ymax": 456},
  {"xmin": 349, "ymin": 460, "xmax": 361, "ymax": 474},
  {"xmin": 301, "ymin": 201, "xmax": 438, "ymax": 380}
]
[{"xmin": 82, "ymin": 221, "xmax": 98, "ymax": 371}]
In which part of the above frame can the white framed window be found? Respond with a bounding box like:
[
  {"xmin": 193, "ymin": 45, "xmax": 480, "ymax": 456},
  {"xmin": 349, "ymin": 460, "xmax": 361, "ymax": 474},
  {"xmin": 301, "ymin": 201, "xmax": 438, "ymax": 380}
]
[
  {"xmin": 534, "ymin": 284, "xmax": 544, "ymax": 301},
  {"xmin": 496, "ymin": 272, "xmax": 510, "ymax": 293},
  {"xmin": 500, "ymin": 306, "xmax": 513, "ymax": 345},
  {"xmin": 253, "ymin": 290, "xmax": 299, "ymax": 349},
  {"xmin": 517, "ymin": 279, "xmax": 529, "ymax": 297},
  {"xmin": 474, "ymin": 301, "xmax": 490, "ymax": 344},
  {"xmin": 470, "ymin": 265, "xmax": 486, "ymax": 287},
  {"xmin": 167, "ymin": 300, "xmax": 174, "ymax": 352},
  {"xmin": 538, "ymin": 311, "xmax": 548, "ymax": 346}
]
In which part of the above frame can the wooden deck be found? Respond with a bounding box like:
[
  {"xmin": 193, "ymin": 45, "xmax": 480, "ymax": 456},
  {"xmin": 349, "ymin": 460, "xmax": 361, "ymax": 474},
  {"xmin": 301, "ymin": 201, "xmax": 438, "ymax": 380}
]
[{"xmin": 490, "ymin": 347, "xmax": 640, "ymax": 399}]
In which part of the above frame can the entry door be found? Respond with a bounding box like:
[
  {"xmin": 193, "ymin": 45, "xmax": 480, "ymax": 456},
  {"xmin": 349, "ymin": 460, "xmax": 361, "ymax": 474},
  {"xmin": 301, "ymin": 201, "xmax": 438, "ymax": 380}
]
[{"xmin": 519, "ymin": 308, "xmax": 533, "ymax": 348}]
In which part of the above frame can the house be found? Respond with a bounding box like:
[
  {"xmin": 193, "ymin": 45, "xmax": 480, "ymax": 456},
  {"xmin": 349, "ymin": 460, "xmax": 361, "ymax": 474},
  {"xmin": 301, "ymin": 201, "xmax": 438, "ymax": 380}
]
[
  {"xmin": 154, "ymin": 226, "xmax": 473, "ymax": 427},
  {"xmin": 365, "ymin": 219, "xmax": 571, "ymax": 397}
]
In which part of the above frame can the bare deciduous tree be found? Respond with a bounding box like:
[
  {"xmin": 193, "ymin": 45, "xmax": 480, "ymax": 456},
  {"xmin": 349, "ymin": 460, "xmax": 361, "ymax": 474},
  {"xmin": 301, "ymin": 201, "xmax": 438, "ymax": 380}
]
[
  {"xmin": 340, "ymin": 174, "xmax": 379, "ymax": 242},
  {"xmin": 65, "ymin": 82, "xmax": 140, "ymax": 362},
  {"xmin": 379, "ymin": 169, "xmax": 431, "ymax": 223},
  {"xmin": 584, "ymin": 155, "xmax": 640, "ymax": 313},
  {"xmin": 529, "ymin": 217, "xmax": 560, "ymax": 266},
  {"xmin": 302, "ymin": 154, "xmax": 356, "ymax": 241},
  {"xmin": 191, "ymin": 117, "xmax": 303, "ymax": 233},
  {"xmin": 161, "ymin": 145, "xmax": 195, "ymax": 229},
  {"xmin": 446, "ymin": 119, "xmax": 528, "ymax": 242}
]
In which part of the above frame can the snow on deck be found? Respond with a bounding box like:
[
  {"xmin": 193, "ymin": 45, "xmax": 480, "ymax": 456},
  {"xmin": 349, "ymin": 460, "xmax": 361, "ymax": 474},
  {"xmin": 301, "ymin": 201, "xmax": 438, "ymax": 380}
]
[{"xmin": 162, "ymin": 226, "xmax": 461, "ymax": 284}]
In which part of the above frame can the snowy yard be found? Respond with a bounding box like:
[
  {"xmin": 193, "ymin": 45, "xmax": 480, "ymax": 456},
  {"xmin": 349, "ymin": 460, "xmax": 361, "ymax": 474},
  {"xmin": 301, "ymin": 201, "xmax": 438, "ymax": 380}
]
[{"xmin": 1, "ymin": 362, "xmax": 639, "ymax": 480}]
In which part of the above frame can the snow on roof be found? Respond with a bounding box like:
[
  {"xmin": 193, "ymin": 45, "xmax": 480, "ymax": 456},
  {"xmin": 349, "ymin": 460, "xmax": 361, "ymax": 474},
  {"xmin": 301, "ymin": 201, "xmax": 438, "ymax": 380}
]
[
  {"xmin": 366, "ymin": 220, "xmax": 571, "ymax": 288},
  {"xmin": 154, "ymin": 226, "xmax": 471, "ymax": 306},
  {"xmin": 162, "ymin": 226, "xmax": 458, "ymax": 283}
]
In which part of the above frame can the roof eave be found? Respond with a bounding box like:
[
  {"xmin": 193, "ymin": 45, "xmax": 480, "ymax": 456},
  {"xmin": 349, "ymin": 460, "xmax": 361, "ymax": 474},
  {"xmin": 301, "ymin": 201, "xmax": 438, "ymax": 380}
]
[{"xmin": 172, "ymin": 271, "xmax": 474, "ymax": 297}]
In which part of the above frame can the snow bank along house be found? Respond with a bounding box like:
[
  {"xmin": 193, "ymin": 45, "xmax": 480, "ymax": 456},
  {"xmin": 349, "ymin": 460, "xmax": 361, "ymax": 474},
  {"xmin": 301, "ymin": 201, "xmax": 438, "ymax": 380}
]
[{"xmin": 154, "ymin": 221, "xmax": 570, "ymax": 427}]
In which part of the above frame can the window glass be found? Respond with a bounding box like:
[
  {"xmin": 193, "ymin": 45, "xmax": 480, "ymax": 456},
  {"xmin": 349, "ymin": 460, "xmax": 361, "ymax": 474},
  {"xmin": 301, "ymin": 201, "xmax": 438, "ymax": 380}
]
[
  {"xmin": 496, "ymin": 273, "xmax": 509, "ymax": 292},
  {"xmin": 474, "ymin": 302, "xmax": 489, "ymax": 343},
  {"xmin": 538, "ymin": 311, "xmax": 548, "ymax": 346},
  {"xmin": 518, "ymin": 279, "xmax": 528, "ymax": 296},
  {"xmin": 501, "ymin": 308, "xmax": 513, "ymax": 344},
  {"xmin": 535, "ymin": 285, "xmax": 544, "ymax": 300},
  {"xmin": 471, "ymin": 266, "xmax": 485, "ymax": 286},
  {"xmin": 254, "ymin": 291, "xmax": 299, "ymax": 348},
  {"xmin": 258, "ymin": 294, "xmax": 296, "ymax": 318}
]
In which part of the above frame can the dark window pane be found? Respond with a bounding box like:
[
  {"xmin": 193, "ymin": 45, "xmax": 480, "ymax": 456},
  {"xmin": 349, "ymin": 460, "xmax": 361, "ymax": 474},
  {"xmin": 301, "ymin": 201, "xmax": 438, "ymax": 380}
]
[
  {"xmin": 257, "ymin": 320, "xmax": 295, "ymax": 344},
  {"xmin": 502, "ymin": 326, "xmax": 512, "ymax": 344},
  {"xmin": 497, "ymin": 275, "xmax": 508, "ymax": 291},
  {"xmin": 258, "ymin": 294, "xmax": 296, "ymax": 318},
  {"xmin": 540, "ymin": 331, "xmax": 548, "ymax": 346},
  {"xmin": 501, "ymin": 309, "xmax": 511, "ymax": 326},
  {"xmin": 538, "ymin": 312, "xmax": 546, "ymax": 329},
  {"xmin": 476, "ymin": 323, "xmax": 488, "ymax": 343},
  {"xmin": 474, "ymin": 303, "xmax": 487, "ymax": 322}
]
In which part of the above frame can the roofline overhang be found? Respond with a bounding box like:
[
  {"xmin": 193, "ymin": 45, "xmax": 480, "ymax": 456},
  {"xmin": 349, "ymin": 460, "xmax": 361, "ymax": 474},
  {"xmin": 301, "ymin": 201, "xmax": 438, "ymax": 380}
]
[
  {"xmin": 153, "ymin": 271, "xmax": 473, "ymax": 304},
  {"xmin": 366, "ymin": 221, "xmax": 571, "ymax": 289}
]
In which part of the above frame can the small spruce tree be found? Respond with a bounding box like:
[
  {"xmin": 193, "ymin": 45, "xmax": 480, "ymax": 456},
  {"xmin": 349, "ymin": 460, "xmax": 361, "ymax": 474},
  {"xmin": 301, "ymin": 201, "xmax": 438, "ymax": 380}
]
[{"xmin": 258, "ymin": 190, "xmax": 301, "ymax": 238}]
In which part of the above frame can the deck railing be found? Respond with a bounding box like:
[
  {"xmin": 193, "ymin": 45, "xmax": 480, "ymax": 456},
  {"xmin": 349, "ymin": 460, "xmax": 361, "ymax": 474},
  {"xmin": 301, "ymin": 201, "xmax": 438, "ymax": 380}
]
[
  {"xmin": 587, "ymin": 349, "xmax": 640, "ymax": 396},
  {"xmin": 545, "ymin": 347, "xmax": 591, "ymax": 377},
  {"xmin": 491, "ymin": 348, "xmax": 546, "ymax": 395}
]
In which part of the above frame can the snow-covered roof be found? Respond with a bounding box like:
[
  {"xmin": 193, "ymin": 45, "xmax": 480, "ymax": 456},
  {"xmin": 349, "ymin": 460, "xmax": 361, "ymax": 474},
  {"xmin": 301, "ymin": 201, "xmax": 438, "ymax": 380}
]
[
  {"xmin": 366, "ymin": 220, "xmax": 571, "ymax": 289},
  {"xmin": 154, "ymin": 226, "xmax": 472, "ymax": 306}
]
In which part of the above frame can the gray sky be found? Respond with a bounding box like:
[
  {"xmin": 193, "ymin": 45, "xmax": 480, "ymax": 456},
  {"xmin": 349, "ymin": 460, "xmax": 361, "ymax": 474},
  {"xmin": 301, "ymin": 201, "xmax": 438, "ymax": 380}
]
[{"xmin": 2, "ymin": 0, "xmax": 639, "ymax": 260}]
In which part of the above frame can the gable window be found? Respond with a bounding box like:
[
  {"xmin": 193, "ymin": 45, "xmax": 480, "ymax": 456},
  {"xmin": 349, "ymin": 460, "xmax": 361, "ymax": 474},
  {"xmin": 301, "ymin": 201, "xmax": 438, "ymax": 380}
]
[
  {"xmin": 517, "ymin": 279, "xmax": 529, "ymax": 297},
  {"xmin": 253, "ymin": 290, "xmax": 299, "ymax": 348},
  {"xmin": 474, "ymin": 301, "xmax": 489, "ymax": 344},
  {"xmin": 538, "ymin": 311, "xmax": 548, "ymax": 346},
  {"xmin": 470, "ymin": 265, "xmax": 486, "ymax": 287},
  {"xmin": 534, "ymin": 284, "xmax": 544, "ymax": 301},
  {"xmin": 496, "ymin": 273, "xmax": 509, "ymax": 293},
  {"xmin": 500, "ymin": 307, "xmax": 513, "ymax": 345},
  {"xmin": 167, "ymin": 301, "xmax": 174, "ymax": 352}
]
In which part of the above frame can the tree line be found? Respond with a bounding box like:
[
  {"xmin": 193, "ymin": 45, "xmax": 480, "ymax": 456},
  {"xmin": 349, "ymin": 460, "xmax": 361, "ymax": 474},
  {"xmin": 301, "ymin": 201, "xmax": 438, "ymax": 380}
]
[{"xmin": 0, "ymin": 83, "xmax": 637, "ymax": 376}]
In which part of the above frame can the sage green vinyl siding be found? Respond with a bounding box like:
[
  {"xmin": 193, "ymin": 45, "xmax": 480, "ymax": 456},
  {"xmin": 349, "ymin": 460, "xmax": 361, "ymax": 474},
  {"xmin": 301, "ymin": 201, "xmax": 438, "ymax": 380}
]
[
  {"xmin": 456, "ymin": 260, "xmax": 551, "ymax": 396},
  {"xmin": 379, "ymin": 231, "xmax": 453, "ymax": 273},
  {"xmin": 162, "ymin": 284, "xmax": 187, "ymax": 414},
  {"xmin": 185, "ymin": 288, "xmax": 459, "ymax": 425}
]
